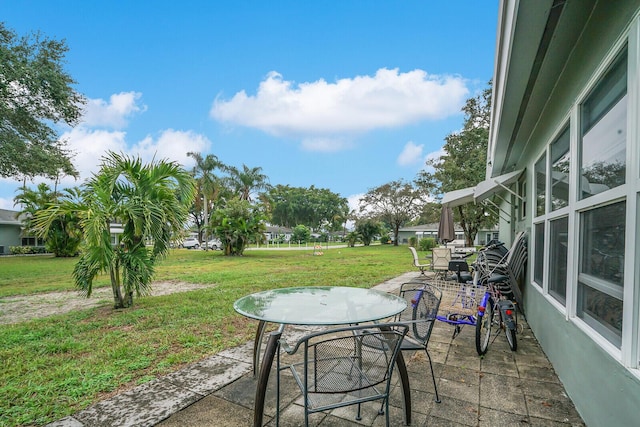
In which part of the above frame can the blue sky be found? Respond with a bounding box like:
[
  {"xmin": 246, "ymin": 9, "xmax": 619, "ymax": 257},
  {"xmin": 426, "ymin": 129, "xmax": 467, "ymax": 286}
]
[{"xmin": 1, "ymin": 1, "xmax": 498, "ymax": 211}]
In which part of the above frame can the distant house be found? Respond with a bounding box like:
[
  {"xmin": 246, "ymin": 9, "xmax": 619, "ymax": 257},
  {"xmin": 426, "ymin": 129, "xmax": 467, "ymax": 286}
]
[
  {"xmin": 0, "ymin": 209, "xmax": 22, "ymax": 254},
  {"xmin": 396, "ymin": 223, "xmax": 498, "ymax": 246},
  {"xmin": 264, "ymin": 226, "xmax": 293, "ymax": 242},
  {"xmin": 0, "ymin": 208, "xmax": 45, "ymax": 254}
]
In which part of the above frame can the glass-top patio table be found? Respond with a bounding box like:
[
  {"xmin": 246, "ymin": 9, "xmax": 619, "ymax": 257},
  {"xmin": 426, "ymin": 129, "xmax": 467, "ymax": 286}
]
[{"xmin": 234, "ymin": 286, "xmax": 411, "ymax": 426}]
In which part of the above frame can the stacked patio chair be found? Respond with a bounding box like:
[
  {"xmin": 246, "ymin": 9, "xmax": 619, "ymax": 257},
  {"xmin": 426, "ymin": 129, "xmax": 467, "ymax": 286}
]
[{"xmin": 474, "ymin": 231, "xmax": 528, "ymax": 306}]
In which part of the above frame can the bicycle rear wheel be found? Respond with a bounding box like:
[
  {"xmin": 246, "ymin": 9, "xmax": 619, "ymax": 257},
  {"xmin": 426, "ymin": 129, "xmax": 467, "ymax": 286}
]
[
  {"xmin": 475, "ymin": 297, "xmax": 494, "ymax": 355},
  {"xmin": 503, "ymin": 310, "xmax": 517, "ymax": 351}
]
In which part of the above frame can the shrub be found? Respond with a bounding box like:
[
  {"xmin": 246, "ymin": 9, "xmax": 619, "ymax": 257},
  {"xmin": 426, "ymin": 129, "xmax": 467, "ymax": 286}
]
[
  {"xmin": 419, "ymin": 238, "xmax": 436, "ymax": 251},
  {"xmin": 408, "ymin": 237, "xmax": 417, "ymax": 247},
  {"xmin": 346, "ymin": 231, "xmax": 359, "ymax": 247},
  {"xmin": 9, "ymin": 246, "xmax": 47, "ymax": 255},
  {"xmin": 291, "ymin": 225, "xmax": 311, "ymax": 243}
]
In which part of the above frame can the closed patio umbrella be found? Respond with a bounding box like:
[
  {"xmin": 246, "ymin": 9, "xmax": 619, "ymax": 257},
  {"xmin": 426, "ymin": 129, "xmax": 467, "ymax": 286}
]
[{"xmin": 438, "ymin": 206, "xmax": 455, "ymax": 245}]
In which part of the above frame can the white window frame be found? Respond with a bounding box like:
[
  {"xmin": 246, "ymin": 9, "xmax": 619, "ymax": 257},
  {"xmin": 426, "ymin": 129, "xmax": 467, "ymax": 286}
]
[
  {"xmin": 569, "ymin": 26, "xmax": 637, "ymax": 368},
  {"xmin": 527, "ymin": 18, "xmax": 640, "ymax": 372}
]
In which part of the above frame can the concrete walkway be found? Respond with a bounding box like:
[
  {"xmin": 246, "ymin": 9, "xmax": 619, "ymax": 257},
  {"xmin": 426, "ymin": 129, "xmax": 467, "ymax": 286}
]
[{"xmin": 47, "ymin": 273, "xmax": 585, "ymax": 427}]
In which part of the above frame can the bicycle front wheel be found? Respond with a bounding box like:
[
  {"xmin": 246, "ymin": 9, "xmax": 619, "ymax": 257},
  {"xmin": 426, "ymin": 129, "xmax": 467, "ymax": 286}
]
[{"xmin": 475, "ymin": 297, "xmax": 494, "ymax": 355}]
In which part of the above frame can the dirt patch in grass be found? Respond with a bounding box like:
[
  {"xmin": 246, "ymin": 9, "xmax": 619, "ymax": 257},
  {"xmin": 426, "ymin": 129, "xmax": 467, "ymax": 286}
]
[{"xmin": 0, "ymin": 281, "xmax": 214, "ymax": 325}]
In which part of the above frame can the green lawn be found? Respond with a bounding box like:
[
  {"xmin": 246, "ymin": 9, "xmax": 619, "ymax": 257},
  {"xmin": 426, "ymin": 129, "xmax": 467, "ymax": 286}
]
[{"xmin": 0, "ymin": 245, "xmax": 414, "ymax": 426}]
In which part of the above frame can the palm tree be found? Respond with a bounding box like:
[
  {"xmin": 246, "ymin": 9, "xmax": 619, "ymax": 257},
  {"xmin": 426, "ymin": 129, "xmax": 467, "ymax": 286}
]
[
  {"xmin": 33, "ymin": 152, "xmax": 195, "ymax": 308},
  {"xmin": 14, "ymin": 183, "xmax": 58, "ymax": 234},
  {"xmin": 15, "ymin": 183, "xmax": 84, "ymax": 256},
  {"xmin": 225, "ymin": 164, "xmax": 270, "ymax": 201},
  {"xmin": 187, "ymin": 152, "xmax": 224, "ymax": 248}
]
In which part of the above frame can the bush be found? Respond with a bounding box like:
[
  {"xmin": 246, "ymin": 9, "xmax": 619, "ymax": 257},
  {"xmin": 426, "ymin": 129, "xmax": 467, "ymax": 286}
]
[
  {"xmin": 346, "ymin": 231, "xmax": 359, "ymax": 247},
  {"xmin": 292, "ymin": 225, "xmax": 311, "ymax": 243},
  {"xmin": 9, "ymin": 246, "xmax": 48, "ymax": 255},
  {"xmin": 419, "ymin": 238, "xmax": 436, "ymax": 252},
  {"xmin": 408, "ymin": 237, "xmax": 417, "ymax": 247}
]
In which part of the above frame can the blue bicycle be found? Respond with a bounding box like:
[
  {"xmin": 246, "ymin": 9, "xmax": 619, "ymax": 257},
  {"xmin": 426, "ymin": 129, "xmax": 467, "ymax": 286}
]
[
  {"xmin": 473, "ymin": 242, "xmax": 518, "ymax": 355},
  {"xmin": 431, "ymin": 242, "xmax": 518, "ymax": 355}
]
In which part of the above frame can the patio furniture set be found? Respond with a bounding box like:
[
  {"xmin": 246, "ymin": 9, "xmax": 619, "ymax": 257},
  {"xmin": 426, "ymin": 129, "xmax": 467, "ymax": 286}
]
[{"xmin": 233, "ymin": 234, "xmax": 527, "ymax": 426}]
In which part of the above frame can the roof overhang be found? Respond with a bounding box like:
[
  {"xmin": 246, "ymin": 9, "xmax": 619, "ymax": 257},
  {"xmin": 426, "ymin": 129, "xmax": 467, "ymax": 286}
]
[
  {"xmin": 441, "ymin": 186, "xmax": 475, "ymax": 207},
  {"xmin": 474, "ymin": 169, "xmax": 524, "ymax": 203},
  {"xmin": 489, "ymin": 0, "xmax": 596, "ymax": 176}
]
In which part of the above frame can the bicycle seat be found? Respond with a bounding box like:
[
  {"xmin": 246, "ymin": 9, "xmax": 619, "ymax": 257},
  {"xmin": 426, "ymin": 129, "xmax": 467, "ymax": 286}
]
[{"xmin": 487, "ymin": 274, "xmax": 508, "ymax": 284}]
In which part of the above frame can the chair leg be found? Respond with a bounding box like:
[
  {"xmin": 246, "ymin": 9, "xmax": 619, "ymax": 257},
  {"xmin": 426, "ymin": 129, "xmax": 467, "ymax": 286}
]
[
  {"xmin": 253, "ymin": 320, "xmax": 267, "ymax": 377},
  {"xmin": 255, "ymin": 331, "xmax": 281, "ymax": 427},
  {"xmin": 425, "ymin": 349, "xmax": 441, "ymax": 403}
]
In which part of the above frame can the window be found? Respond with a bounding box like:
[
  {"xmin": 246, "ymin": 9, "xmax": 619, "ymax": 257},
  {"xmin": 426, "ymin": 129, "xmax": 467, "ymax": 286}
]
[
  {"xmin": 518, "ymin": 178, "xmax": 527, "ymax": 220},
  {"xmin": 21, "ymin": 237, "xmax": 37, "ymax": 246},
  {"xmin": 535, "ymin": 155, "xmax": 546, "ymax": 216},
  {"xmin": 580, "ymin": 51, "xmax": 627, "ymax": 200},
  {"xmin": 551, "ymin": 127, "xmax": 570, "ymax": 211},
  {"xmin": 549, "ymin": 217, "xmax": 568, "ymax": 305},
  {"xmin": 577, "ymin": 201, "xmax": 625, "ymax": 347},
  {"xmin": 534, "ymin": 222, "xmax": 545, "ymax": 286}
]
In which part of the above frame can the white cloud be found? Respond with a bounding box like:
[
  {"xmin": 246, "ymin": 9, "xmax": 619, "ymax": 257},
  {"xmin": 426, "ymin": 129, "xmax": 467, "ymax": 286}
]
[
  {"xmin": 344, "ymin": 193, "xmax": 365, "ymax": 230},
  {"xmin": 81, "ymin": 92, "xmax": 147, "ymax": 129},
  {"xmin": 420, "ymin": 148, "xmax": 446, "ymax": 174},
  {"xmin": 131, "ymin": 129, "xmax": 211, "ymax": 167},
  {"xmin": 347, "ymin": 193, "xmax": 363, "ymax": 214},
  {"xmin": 211, "ymin": 68, "xmax": 468, "ymax": 151},
  {"xmin": 61, "ymin": 127, "xmax": 129, "ymax": 181},
  {"xmin": 53, "ymin": 128, "xmax": 211, "ymax": 189},
  {"xmin": 0, "ymin": 197, "xmax": 16, "ymax": 210},
  {"xmin": 397, "ymin": 141, "xmax": 424, "ymax": 166}
]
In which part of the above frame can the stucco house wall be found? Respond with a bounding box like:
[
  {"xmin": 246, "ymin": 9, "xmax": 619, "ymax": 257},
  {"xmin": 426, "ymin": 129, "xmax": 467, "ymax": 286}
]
[
  {"xmin": 0, "ymin": 209, "xmax": 23, "ymax": 254},
  {"xmin": 487, "ymin": 1, "xmax": 640, "ymax": 425}
]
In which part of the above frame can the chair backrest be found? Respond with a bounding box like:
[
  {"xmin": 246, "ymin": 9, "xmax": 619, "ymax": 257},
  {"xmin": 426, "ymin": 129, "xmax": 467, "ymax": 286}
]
[
  {"xmin": 506, "ymin": 232, "xmax": 528, "ymax": 305},
  {"xmin": 475, "ymin": 232, "xmax": 528, "ymax": 305},
  {"xmin": 395, "ymin": 281, "xmax": 442, "ymax": 345},
  {"xmin": 409, "ymin": 246, "xmax": 420, "ymax": 265},
  {"xmin": 506, "ymin": 231, "xmax": 528, "ymax": 281},
  {"xmin": 297, "ymin": 323, "xmax": 408, "ymax": 393},
  {"xmin": 432, "ymin": 247, "xmax": 452, "ymax": 271}
]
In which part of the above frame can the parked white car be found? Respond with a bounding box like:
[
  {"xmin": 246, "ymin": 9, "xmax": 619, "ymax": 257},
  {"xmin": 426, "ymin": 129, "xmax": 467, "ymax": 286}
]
[
  {"xmin": 181, "ymin": 237, "xmax": 200, "ymax": 249},
  {"xmin": 204, "ymin": 238, "xmax": 222, "ymax": 250}
]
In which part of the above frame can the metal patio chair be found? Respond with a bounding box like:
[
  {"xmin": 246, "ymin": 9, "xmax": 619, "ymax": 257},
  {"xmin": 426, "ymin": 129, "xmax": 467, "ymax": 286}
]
[
  {"xmin": 409, "ymin": 246, "xmax": 431, "ymax": 275},
  {"xmin": 276, "ymin": 323, "xmax": 409, "ymax": 426},
  {"xmin": 431, "ymin": 247, "xmax": 452, "ymax": 279},
  {"xmin": 394, "ymin": 281, "xmax": 443, "ymax": 403}
]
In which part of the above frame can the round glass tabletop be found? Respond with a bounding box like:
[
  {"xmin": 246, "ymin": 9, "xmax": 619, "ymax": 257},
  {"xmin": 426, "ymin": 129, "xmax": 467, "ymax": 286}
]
[{"xmin": 233, "ymin": 286, "xmax": 407, "ymax": 325}]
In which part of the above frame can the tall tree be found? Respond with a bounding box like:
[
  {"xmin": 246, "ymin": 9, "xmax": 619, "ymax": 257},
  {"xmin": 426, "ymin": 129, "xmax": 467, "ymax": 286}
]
[
  {"xmin": 32, "ymin": 152, "xmax": 195, "ymax": 308},
  {"xmin": 358, "ymin": 180, "xmax": 424, "ymax": 246},
  {"xmin": 0, "ymin": 23, "xmax": 84, "ymax": 181},
  {"xmin": 267, "ymin": 185, "xmax": 349, "ymax": 231},
  {"xmin": 224, "ymin": 164, "xmax": 270, "ymax": 201},
  {"xmin": 187, "ymin": 151, "xmax": 224, "ymax": 246},
  {"xmin": 416, "ymin": 82, "xmax": 495, "ymax": 245}
]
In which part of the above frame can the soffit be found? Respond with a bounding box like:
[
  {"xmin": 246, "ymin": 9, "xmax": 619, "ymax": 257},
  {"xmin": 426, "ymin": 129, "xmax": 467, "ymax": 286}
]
[{"xmin": 490, "ymin": 0, "xmax": 596, "ymax": 175}]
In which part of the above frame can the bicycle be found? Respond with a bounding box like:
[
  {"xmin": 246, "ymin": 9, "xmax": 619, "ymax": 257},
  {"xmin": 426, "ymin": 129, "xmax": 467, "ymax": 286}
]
[{"xmin": 473, "ymin": 241, "xmax": 518, "ymax": 355}]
